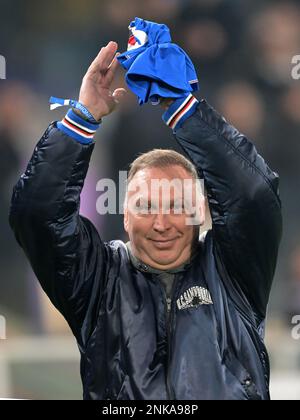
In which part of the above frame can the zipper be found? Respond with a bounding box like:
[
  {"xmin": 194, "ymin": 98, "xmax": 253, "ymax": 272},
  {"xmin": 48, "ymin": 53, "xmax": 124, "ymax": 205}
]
[{"xmin": 156, "ymin": 275, "xmax": 179, "ymax": 400}]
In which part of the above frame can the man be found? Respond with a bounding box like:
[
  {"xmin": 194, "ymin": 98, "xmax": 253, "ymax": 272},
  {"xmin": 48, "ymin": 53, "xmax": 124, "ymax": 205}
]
[{"xmin": 9, "ymin": 41, "xmax": 282, "ymax": 400}]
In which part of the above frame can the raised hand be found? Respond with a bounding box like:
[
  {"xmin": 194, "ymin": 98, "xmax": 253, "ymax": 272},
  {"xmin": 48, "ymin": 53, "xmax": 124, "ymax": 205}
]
[{"xmin": 79, "ymin": 41, "xmax": 126, "ymax": 121}]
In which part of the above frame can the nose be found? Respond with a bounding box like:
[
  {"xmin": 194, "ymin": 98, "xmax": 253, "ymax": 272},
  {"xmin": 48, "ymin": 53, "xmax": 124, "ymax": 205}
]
[{"xmin": 152, "ymin": 213, "xmax": 171, "ymax": 233}]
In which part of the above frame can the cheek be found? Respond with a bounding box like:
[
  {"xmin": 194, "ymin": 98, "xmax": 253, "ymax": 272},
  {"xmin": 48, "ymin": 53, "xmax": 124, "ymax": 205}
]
[
  {"xmin": 178, "ymin": 221, "xmax": 195, "ymax": 242},
  {"xmin": 128, "ymin": 215, "xmax": 152, "ymax": 237},
  {"xmin": 173, "ymin": 215, "xmax": 193, "ymax": 232}
]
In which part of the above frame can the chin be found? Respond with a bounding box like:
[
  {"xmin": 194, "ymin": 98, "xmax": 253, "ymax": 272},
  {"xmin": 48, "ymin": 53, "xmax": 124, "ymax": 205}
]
[{"xmin": 151, "ymin": 250, "xmax": 179, "ymax": 266}]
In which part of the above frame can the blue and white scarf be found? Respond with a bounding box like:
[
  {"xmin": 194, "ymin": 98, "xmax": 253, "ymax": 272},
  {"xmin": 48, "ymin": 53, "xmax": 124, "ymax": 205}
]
[{"xmin": 117, "ymin": 17, "xmax": 199, "ymax": 105}]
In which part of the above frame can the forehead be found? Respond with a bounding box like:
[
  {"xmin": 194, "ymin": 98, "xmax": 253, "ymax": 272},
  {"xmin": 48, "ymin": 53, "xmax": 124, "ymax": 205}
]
[
  {"xmin": 127, "ymin": 165, "xmax": 197, "ymax": 200},
  {"xmin": 131, "ymin": 165, "xmax": 194, "ymax": 183}
]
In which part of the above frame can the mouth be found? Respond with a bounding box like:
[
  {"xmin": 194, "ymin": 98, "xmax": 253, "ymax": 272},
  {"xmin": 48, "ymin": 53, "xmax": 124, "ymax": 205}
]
[{"xmin": 148, "ymin": 238, "xmax": 178, "ymax": 249}]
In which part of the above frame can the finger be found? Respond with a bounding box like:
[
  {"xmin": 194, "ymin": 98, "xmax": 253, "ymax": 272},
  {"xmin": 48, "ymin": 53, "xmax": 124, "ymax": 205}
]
[
  {"xmin": 105, "ymin": 53, "xmax": 121, "ymax": 85},
  {"xmin": 89, "ymin": 41, "xmax": 118, "ymax": 74},
  {"xmin": 100, "ymin": 41, "xmax": 118, "ymax": 71},
  {"xmin": 112, "ymin": 88, "xmax": 127, "ymax": 103},
  {"xmin": 108, "ymin": 52, "xmax": 121, "ymax": 74}
]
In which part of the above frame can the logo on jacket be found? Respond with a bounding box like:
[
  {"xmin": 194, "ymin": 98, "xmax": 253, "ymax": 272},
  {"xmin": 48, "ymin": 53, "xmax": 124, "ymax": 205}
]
[{"xmin": 177, "ymin": 286, "xmax": 213, "ymax": 310}]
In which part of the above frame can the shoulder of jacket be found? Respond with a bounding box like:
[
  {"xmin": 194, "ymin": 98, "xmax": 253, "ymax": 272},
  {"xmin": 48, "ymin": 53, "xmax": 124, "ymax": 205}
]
[
  {"xmin": 106, "ymin": 239, "xmax": 129, "ymax": 259},
  {"xmin": 199, "ymin": 229, "xmax": 212, "ymax": 245}
]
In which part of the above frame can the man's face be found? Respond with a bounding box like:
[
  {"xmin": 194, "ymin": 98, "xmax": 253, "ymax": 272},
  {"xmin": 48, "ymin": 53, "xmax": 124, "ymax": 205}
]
[{"xmin": 124, "ymin": 165, "xmax": 205, "ymax": 270}]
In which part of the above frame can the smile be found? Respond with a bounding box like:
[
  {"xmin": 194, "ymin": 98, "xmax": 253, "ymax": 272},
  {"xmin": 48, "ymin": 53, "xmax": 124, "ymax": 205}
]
[{"xmin": 149, "ymin": 238, "xmax": 177, "ymax": 248}]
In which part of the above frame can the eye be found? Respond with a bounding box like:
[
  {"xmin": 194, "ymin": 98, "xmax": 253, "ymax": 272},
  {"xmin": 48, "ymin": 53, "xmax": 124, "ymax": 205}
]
[
  {"xmin": 140, "ymin": 202, "xmax": 151, "ymax": 211},
  {"xmin": 170, "ymin": 201, "xmax": 184, "ymax": 213},
  {"xmin": 136, "ymin": 199, "xmax": 154, "ymax": 215}
]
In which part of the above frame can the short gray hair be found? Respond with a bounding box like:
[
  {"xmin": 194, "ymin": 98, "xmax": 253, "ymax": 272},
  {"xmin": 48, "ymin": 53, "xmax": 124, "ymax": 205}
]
[{"xmin": 127, "ymin": 149, "xmax": 199, "ymax": 184}]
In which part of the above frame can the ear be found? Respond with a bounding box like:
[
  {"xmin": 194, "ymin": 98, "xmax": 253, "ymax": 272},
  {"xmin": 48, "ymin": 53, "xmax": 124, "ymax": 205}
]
[
  {"xmin": 123, "ymin": 206, "xmax": 129, "ymax": 233},
  {"xmin": 194, "ymin": 194, "xmax": 206, "ymax": 226},
  {"xmin": 198, "ymin": 194, "xmax": 206, "ymax": 226}
]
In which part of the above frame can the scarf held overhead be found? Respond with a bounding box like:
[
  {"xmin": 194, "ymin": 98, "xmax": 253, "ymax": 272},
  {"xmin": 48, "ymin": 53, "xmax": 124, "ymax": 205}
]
[{"xmin": 117, "ymin": 17, "xmax": 199, "ymax": 105}]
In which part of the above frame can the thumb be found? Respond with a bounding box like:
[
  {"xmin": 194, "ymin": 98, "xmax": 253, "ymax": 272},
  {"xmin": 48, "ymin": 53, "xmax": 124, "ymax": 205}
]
[{"xmin": 112, "ymin": 88, "xmax": 127, "ymax": 104}]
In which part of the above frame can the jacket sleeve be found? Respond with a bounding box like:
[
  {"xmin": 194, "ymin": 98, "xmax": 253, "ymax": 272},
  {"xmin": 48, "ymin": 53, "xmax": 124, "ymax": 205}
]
[
  {"xmin": 172, "ymin": 99, "xmax": 282, "ymax": 320},
  {"xmin": 9, "ymin": 123, "xmax": 108, "ymax": 346}
]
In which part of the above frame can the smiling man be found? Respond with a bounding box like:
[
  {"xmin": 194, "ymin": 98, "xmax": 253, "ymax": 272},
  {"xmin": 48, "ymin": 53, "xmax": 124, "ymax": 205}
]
[
  {"xmin": 9, "ymin": 41, "xmax": 282, "ymax": 400},
  {"xmin": 124, "ymin": 158, "xmax": 205, "ymax": 270}
]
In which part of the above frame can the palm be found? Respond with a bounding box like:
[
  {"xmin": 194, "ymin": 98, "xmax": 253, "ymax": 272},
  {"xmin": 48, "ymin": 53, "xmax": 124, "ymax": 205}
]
[{"xmin": 79, "ymin": 42, "xmax": 126, "ymax": 120}]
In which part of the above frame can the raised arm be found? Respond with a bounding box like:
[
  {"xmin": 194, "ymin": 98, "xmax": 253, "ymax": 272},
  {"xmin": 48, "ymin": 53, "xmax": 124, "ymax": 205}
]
[
  {"xmin": 9, "ymin": 42, "xmax": 126, "ymax": 346},
  {"xmin": 162, "ymin": 96, "xmax": 282, "ymax": 321}
]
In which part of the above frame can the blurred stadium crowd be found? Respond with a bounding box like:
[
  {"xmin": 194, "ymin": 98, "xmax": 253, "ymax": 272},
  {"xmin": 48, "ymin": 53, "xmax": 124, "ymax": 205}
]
[{"xmin": 0, "ymin": 0, "xmax": 299, "ymax": 399}]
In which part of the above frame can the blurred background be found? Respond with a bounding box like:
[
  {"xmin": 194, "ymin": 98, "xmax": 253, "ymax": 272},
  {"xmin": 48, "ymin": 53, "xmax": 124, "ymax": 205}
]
[{"xmin": 0, "ymin": 0, "xmax": 300, "ymax": 400}]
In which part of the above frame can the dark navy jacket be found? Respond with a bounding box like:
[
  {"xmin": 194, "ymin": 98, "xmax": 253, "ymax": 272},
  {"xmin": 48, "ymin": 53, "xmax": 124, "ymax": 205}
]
[{"xmin": 9, "ymin": 100, "xmax": 282, "ymax": 400}]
